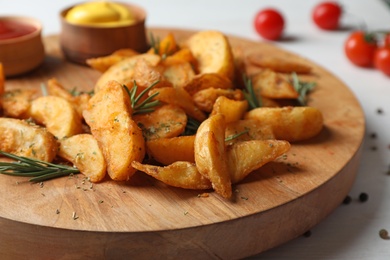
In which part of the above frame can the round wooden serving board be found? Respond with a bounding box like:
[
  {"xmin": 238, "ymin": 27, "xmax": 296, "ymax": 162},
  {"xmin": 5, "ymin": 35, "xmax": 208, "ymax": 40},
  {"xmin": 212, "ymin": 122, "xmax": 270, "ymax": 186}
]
[{"xmin": 0, "ymin": 28, "xmax": 365, "ymax": 259}]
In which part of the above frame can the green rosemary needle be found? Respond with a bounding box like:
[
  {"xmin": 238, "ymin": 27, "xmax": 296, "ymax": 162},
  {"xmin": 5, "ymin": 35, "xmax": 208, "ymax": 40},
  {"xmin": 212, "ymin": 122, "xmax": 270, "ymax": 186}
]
[
  {"xmin": 0, "ymin": 151, "xmax": 80, "ymax": 182},
  {"xmin": 242, "ymin": 74, "xmax": 261, "ymax": 109},
  {"xmin": 225, "ymin": 129, "xmax": 249, "ymax": 142},
  {"xmin": 291, "ymin": 72, "xmax": 316, "ymax": 106},
  {"xmin": 123, "ymin": 80, "xmax": 161, "ymax": 115}
]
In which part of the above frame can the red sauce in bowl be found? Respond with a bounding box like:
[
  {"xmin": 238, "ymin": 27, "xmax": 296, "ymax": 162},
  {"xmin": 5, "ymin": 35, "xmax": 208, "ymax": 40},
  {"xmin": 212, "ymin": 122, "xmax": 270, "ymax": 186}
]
[{"xmin": 0, "ymin": 20, "xmax": 37, "ymax": 40}]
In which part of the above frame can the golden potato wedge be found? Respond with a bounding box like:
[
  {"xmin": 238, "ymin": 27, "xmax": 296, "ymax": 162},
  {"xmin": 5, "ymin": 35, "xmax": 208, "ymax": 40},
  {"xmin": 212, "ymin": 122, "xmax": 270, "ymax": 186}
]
[
  {"xmin": 244, "ymin": 106, "xmax": 324, "ymax": 142},
  {"xmin": 0, "ymin": 118, "xmax": 58, "ymax": 162},
  {"xmin": 162, "ymin": 62, "xmax": 195, "ymax": 88},
  {"xmin": 210, "ymin": 96, "xmax": 248, "ymax": 123},
  {"xmin": 58, "ymin": 134, "xmax": 106, "ymax": 183},
  {"xmin": 185, "ymin": 30, "xmax": 235, "ymax": 81},
  {"xmin": 225, "ymin": 119, "xmax": 275, "ymax": 145},
  {"xmin": 86, "ymin": 48, "xmax": 139, "ymax": 73},
  {"xmin": 94, "ymin": 53, "xmax": 161, "ymax": 92},
  {"xmin": 248, "ymin": 55, "xmax": 312, "ymax": 74},
  {"xmin": 227, "ymin": 140, "xmax": 291, "ymax": 183},
  {"xmin": 1, "ymin": 88, "xmax": 39, "ymax": 119},
  {"xmin": 46, "ymin": 78, "xmax": 74, "ymax": 100},
  {"xmin": 46, "ymin": 78, "xmax": 92, "ymax": 118},
  {"xmin": 183, "ymin": 73, "xmax": 233, "ymax": 96},
  {"xmin": 132, "ymin": 161, "xmax": 212, "ymax": 190},
  {"xmin": 28, "ymin": 95, "xmax": 83, "ymax": 139},
  {"xmin": 162, "ymin": 48, "xmax": 198, "ymax": 68},
  {"xmin": 149, "ymin": 87, "xmax": 206, "ymax": 122},
  {"xmin": 132, "ymin": 58, "xmax": 164, "ymax": 89},
  {"xmin": 146, "ymin": 135, "xmax": 195, "ymax": 165},
  {"xmin": 147, "ymin": 32, "xmax": 179, "ymax": 57},
  {"xmin": 83, "ymin": 80, "xmax": 145, "ymax": 181},
  {"xmin": 194, "ymin": 114, "xmax": 232, "ymax": 198},
  {"xmin": 252, "ymin": 69, "xmax": 299, "ymax": 99},
  {"xmin": 133, "ymin": 104, "xmax": 187, "ymax": 141},
  {"xmin": 193, "ymin": 88, "xmax": 244, "ymax": 113}
]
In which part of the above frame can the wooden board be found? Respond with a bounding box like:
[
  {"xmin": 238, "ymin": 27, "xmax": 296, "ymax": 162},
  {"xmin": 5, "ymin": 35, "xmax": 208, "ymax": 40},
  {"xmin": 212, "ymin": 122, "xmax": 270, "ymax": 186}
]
[{"xmin": 0, "ymin": 28, "xmax": 365, "ymax": 259}]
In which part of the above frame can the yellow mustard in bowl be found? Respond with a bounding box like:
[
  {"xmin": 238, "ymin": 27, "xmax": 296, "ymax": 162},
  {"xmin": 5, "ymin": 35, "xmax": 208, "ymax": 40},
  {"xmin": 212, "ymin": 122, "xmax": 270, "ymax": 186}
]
[{"xmin": 65, "ymin": 1, "xmax": 136, "ymax": 27}]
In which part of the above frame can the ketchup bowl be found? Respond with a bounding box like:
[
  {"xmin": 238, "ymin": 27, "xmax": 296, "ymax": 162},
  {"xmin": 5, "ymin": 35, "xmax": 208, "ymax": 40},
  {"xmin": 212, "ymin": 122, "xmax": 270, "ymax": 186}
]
[
  {"xmin": 59, "ymin": 1, "xmax": 148, "ymax": 65},
  {"xmin": 0, "ymin": 16, "xmax": 45, "ymax": 77}
]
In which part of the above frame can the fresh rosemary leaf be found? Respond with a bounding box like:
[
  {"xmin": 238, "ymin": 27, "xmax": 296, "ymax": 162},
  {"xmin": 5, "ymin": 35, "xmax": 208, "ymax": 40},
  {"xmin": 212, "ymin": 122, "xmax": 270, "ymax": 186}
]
[
  {"xmin": 0, "ymin": 150, "xmax": 80, "ymax": 182},
  {"xmin": 182, "ymin": 117, "xmax": 201, "ymax": 136},
  {"xmin": 242, "ymin": 74, "xmax": 261, "ymax": 109},
  {"xmin": 123, "ymin": 80, "xmax": 161, "ymax": 115},
  {"xmin": 225, "ymin": 129, "xmax": 249, "ymax": 142},
  {"xmin": 291, "ymin": 72, "xmax": 316, "ymax": 106}
]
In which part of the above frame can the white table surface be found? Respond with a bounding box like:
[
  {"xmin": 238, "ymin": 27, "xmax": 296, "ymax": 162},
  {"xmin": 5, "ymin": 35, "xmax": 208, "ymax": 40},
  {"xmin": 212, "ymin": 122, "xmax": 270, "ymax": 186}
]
[{"xmin": 1, "ymin": 0, "xmax": 390, "ymax": 259}]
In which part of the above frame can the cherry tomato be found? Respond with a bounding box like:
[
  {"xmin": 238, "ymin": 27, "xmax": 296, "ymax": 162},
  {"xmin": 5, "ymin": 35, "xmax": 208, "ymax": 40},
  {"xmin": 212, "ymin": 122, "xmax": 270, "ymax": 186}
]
[
  {"xmin": 374, "ymin": 47, "xmax": 390, "ymax": 76},
  {"xmin": 344, "ymin": 31, "xmax": 377, "ymax": 67},
  {"xmin": 384, "ymin": 33, "xmax": 390, "ymax": 47},
  {"xmin": 254, "ymin": 8, "xmax": 284, "ymax": 40},
  {"xmin": 312, "ymin": 2, "xmax": 342, "ymax": 30}
]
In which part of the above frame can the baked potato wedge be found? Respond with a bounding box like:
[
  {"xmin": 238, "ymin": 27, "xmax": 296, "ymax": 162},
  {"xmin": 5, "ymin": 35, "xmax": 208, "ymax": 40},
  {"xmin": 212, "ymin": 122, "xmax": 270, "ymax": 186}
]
[
  {"xmin": 134, "ymin": 104, "xmax": 187, "ymax": 141},
  {"xmin": 0, "ymin": 63, "xmax": 4, "ymax": 111},
  {"xmin": 193, "ymin": 88, "xmax": 244, "ymax": 113},
  {"xmin": 132, "ymin": 161, "xmax": 211, "ymax": 190},
  {"xmin": 83, "ymin": 80, "xmax": 145, "ymax": 181},
  {"xmin": 194, "ymin": 114, "xmax": 232, "ymax": 198},
  {"xmin": 58, "ymin": 134, "xmax": 106, "ymax": 183},
  {"xmin": 244, "ymin": 106, "xmax": 324, "ymax": 142},
  {"xmin": 252, "ymin": 69, "xmax": 299, "ymax": 99},
  {"xmin": 0, "ymin": 118, "xmax": 58, "ymax": 162},
  {"xmin": 94, "ymin": 53, "xmax": 161, "ymax": 92},
  {"xmin": 28, "ymin": 95, "xmax": 83, "ymax": 139},
  {"xmin": 225, "ymin": 119, "xmax": 275, "ymax": 145},
  {"xmin": 146, "ymin": 135, "xmax": 195, "ymax": 165},
  {"xmin": 86, "ymin": 48, "xmax": 139, "ymax": 73},
  {"xmin": 227, "ymin": 139, "xmax": 291, "ymax": 183},
  {"xmin": 210, "ymin": 96, "xmax": 248, "ymax": 123},
  {"xmin": 185, "ymin": 30, "xmax": 235, "ymax": 81},
  {"xmin": 149, "ymin": 87, "xmax": 206, "ymax": 122},
  {"xmin": 183, "ymin": 73, "xmax": 233, "ymax": 96},
  {"xmin": 248, "ymin": 55, "xmax": 312, "ymax": 74},
  {"xmin": 1, "ymin": 88, "xmax": 39, "ymax": 119}
]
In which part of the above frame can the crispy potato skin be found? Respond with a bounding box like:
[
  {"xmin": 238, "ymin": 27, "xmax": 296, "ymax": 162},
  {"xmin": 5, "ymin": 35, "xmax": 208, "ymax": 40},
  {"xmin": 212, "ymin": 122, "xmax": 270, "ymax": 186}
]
[
  {"xmin": 134, "ymin": 104, "xmax": 187, "ymax": 141},
  {"xmin": 186, "ymin": 30, "xmax": 235, "ymax": 81},
  {"xmin": 210, "ymin": 96, "xmax": 248, "ymax": 123},
  {"xmin": 248, "ymin": 55, "xmax": 312, "ymax": 74},
  {"xmin": 245, "ymin": 106, "xmax": 324, "ymax": 142},
  {"xmin": 252, "ymin": 69, "xmax": 299, "ymax": 99},
  {"xmin": 146, "ymin": 135, "xmax": 195, "ymax": 165},
  {"xmin": 0, "ymin": 118, "xmax": 58, "ymax": 162},
  {"xmin": 86, "ymin": 48, "xmax": 139, "ymax": 73},
  {"xmin": 94, "ymin": 54, "xmax": 161, "ymax": 92},
  {"xmin": 227, "ymin": 140, "xmax": 290, "ymax": 183},
  {"xmin": 28, "ymin": 95, "xmax": 83, "ymax": 139},
  {"xmin": 58, "ymin": 134, "xmax": 107, "ymax": 183},
  {"xmin": 194, "ymin": 114, "xmax": 232, "ymax": 198},
  {"xmin": 1, "ymin": 88, "xmax": 39, "ymax": 119},
  {"xmin": 132, "ymin": 161, "xmax": 212, "ymax": 190},
  {"xmin": 83, "ymin": 80, "xmax": 145, "ymax": 181}
]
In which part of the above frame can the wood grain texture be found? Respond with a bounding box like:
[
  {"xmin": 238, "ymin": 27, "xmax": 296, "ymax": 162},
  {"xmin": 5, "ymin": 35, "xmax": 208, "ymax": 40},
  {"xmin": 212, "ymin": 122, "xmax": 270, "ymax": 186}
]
[{"xmin": 0, "ymin": 28, "xmax": 365, "ymax": 259}]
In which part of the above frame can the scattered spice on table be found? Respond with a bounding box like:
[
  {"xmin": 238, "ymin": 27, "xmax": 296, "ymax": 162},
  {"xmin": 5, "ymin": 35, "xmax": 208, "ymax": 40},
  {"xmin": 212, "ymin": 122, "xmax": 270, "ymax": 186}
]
[
  {"xmin": 343, "ymin": 195, "xmax": 352, "ymax": 205},
  {"xmin": 379, "ymin": 229, "xmax": 390, "ymax": 240},
  {"xmin": 370, "ymin": 132, "xmax": 377, "ymax": 139},
  {"xmin": 303, "ymin": 230, "xmax": 312, "ymax": 238},
  {"xmin": 359, "ymin": 192, "xmax": 369, "ymax": 202},
  {"xmin": 376, "ymin": 108, "xmax": 384, "ymax": 114}
]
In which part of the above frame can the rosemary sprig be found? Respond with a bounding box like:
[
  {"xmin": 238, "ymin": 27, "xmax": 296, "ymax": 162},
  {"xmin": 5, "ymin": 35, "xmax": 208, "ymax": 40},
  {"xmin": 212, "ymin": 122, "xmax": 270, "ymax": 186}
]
[
  {"xmin": 123, "ymin": 80, "xmax": 161, "ymax": 115},
  {"xmin": 225, "ymin": 129, "xmax": 249, "ymax": 142},
  {"xmin": 0, "ymin": 151, "xmax": 80, "ymax": 182},
  {"xmin": 291, "ymin": 72, "xmax": 316, "ymax": 106},
  {"xmin": 242, "ymin": 74, "xmax": 261, "ymax": 109},
  {"xmin": 149, "ymin": 32, "xmax": 171, "ymax": 60},
  {"xmin": 182, "ymin": 117, "xmax": 201, "ymax": 136}
]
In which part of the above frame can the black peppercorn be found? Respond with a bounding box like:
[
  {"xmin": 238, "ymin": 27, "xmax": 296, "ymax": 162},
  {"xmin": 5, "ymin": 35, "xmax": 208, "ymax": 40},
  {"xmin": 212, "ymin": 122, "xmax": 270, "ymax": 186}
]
[{"xmin": 359, "ymin": 192, "xmax": 369, "ymax": 202}]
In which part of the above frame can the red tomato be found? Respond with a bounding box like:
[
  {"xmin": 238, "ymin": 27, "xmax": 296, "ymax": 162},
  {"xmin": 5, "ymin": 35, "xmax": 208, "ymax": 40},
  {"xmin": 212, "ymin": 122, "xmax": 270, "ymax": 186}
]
[
  {"xmin": 374, "ymin": 47, "xmax": 390, "ymax": 76},
  {"xmin": 312, "ymin": 2, "xmax": 342, "ymax": 30},
  {"xmin": 254, "ymin": 8, "xmax": 285, "ymax": 40},
  {"xmin": 384, "ymin": 33, "xmax": 390, "ymax": 47},
  {"xmin": 344, "ymin": 31, "xmax": 377, "ymax": 67}
]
